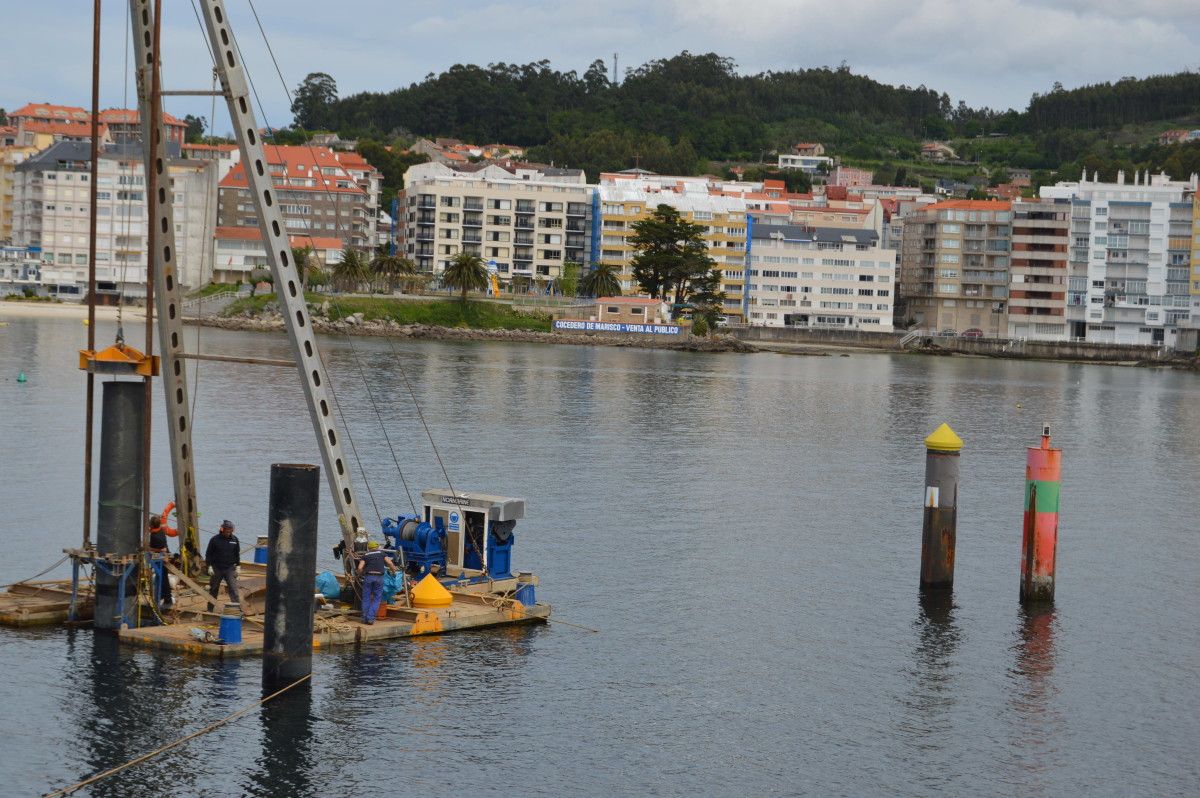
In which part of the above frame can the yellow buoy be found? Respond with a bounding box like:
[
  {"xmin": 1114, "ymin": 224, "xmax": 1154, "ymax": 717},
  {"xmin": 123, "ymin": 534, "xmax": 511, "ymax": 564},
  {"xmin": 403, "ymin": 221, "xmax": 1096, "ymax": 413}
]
[
  {"xmin": 410, "ymin": 573, "xmax": 453, "ymax": 608},
  {"xmin": 924, "ymin": 423, "xmax": 964, "ymax": 453},
  {"xmin": 82, "ymin": 319, "xmax": 89, "ymax": 326}
]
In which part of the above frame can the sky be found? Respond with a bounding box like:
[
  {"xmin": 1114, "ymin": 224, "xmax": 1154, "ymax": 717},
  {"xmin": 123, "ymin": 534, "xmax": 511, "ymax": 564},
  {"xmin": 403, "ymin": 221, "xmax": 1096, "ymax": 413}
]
[{"xmin": 4, "ymin": 1, "xmax": 1199, "ymax": 134}]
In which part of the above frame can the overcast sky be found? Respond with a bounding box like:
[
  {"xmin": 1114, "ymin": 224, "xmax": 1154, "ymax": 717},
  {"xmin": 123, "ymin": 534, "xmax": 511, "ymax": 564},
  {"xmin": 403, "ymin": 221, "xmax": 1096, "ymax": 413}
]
[{"xmin": 5, "ymin": 1, "xmax": 1199, "ymax": 133}]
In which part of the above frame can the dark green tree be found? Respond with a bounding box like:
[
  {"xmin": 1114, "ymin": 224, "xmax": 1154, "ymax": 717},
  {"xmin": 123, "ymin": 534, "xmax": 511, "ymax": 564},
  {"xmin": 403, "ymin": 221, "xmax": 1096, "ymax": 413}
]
[
  {"xmin": 579, "ymin": 263, "xmax": 622, "ymax": 297},
  {"xmin": 183, "ymin": 114, "xmax": 206, "ymax": 143},
  {"xmin": 370, "ymin": 253, "xmax": 416, "ymax": 292},
  {"xmin": 291, "ymin": 72, "xmax": 338, "ymax": 131},
  {"xmin": 629, "ymin": 204, "xmax": 715, "ymax": 308},
  {"xmin": 441, "ymin": 252, "xmax": 488, "ymax": 301},
  {"xmin": 332, "ymin": 248, "xmax": 369, "ymax": 292}
]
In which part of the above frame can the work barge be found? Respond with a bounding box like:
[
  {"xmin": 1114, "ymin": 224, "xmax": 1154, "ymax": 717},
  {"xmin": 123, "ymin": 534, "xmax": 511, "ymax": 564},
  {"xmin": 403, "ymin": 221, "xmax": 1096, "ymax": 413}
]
[{"xmin": 0, "ymin": 0, "xmax": 548, "ymax": 659}]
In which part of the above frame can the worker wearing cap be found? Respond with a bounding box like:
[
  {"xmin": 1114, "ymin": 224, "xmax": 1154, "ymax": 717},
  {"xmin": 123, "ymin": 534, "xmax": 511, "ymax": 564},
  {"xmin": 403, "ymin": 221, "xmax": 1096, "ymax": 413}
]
[
  {"xmin": 148, "ymin": 514, "xmax": 173, "ymax": 608},
  {"xmin": 205, "ymin": 520, "xmax": 242, "ymax": 612},
  {"xmin": 356, "ymin": 536, "xmax": 396, "ymax": 625}
]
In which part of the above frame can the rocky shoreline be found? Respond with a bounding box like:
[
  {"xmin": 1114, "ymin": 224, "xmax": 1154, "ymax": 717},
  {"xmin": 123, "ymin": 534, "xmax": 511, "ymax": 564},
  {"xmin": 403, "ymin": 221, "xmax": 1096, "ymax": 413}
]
[{"xmin": 191, "ymin": 307, "xmax": 760, "ymax": 353}]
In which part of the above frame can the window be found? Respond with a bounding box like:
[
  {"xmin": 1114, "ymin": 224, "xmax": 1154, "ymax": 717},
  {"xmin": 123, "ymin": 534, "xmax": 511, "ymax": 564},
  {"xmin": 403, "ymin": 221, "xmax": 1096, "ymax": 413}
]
[
  {"xmin": 630, "ymin": 307, "xmax": 644, "ymax": 315},
  {"xmin": 440, "ymin": 196, "xmax": 460, "ymax": 207},
  {"xmin": 488, "ymin": 199, "xmax": 511, "ymax": 210},
  {"xmin": 607, "ymin": 306, "xmax": 619, "ymax": 314}
]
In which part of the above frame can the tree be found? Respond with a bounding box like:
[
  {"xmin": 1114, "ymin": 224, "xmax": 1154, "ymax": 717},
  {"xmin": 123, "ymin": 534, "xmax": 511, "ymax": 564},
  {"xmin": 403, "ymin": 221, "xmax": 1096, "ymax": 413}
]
[
  {"xmin": 441, "ymin": 252, "xmax": 488, "ymax": 301},
  {"xmin": 579, "ymin": 263, "xmax": 622, "ymax": 298},
  {"xmin": 332, "ymin": 248, "xmax": 369, "ymax": 293},
  {"xmin": 291, "ymin": 72, "xmax": 338, "ymax": 131},
  {"xmin": 291, "ymin": 246, "xmax": 316, "ymax": 289},
  {"xmin": 0, "ymin": 108, "xmax": 7, "ymax": 126},
  {"xmin": 557, "ymin": 261, "xmax": 582, "ymax": 297},
  {"xmin": 370, "ymin": 253, "xmax": 417, "ymax": 293},
  {"xmin": 183, "ymin": 114, "xmax": 206, "ymax": 143},
  {"xmin": 628, "ymin": 204, "xmax": 715, "ymax": 309}
]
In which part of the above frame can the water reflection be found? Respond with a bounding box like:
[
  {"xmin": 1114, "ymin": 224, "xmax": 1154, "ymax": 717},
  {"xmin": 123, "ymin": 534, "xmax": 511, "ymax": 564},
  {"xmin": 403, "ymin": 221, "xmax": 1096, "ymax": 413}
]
[
  {"xmin": 1006, "ymin": 605, "xmax": 1061, "ymax": 781},
  {"xmin": 902, "ymin": 592, "xmax": 963, "ymax": 741},
  {"xmin": 248, "ymin": 682, "xmax": 314, "ymax": 798}
]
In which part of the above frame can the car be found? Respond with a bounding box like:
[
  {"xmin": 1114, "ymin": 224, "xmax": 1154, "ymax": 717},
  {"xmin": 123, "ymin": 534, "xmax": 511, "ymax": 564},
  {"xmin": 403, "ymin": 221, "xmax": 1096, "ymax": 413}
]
[
  {"xmin": 715, "ymin": 316, "xmax": 730, "ymax": 327},
  {"xmin": 961, "ymin": 328, "xmax": 984, "ymax": 338},
  {"xmin": 938, "ymin": 328, "xmax": 958, "ymax": 337}
]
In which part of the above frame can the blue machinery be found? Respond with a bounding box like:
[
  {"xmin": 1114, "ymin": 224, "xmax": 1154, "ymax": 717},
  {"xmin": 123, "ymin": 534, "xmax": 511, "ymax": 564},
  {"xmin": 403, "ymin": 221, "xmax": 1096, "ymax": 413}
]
[{"xmin": 382, "ymin": 490, "xmax": 526, "ymax": 583}]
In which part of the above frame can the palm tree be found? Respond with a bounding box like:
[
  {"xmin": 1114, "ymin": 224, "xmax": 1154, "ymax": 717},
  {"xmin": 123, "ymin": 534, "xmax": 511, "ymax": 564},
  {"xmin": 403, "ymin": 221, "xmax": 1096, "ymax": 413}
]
[
  {"xmin": 441, "ymin": 252, "xmax": 488, "ymax": 302},
  {"xmin": 332, "ymin": 248, "xmax": 369, "ymax": 293},
  {"xmin": 370, "ymin": 253, "xmax": 417, "ymax": 293},
  {"xmin": 579, "ymin": 263, "xmax": 622, "ymax": 298}
]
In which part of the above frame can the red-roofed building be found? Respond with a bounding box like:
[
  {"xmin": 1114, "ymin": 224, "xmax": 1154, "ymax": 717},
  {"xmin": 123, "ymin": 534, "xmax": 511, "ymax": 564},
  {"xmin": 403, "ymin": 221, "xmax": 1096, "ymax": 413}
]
[
  {"xmin": 217, "ymin": 145, "xmax": 378, "ymax": 250},
  {"xmin": 98, "ymin": 108, "xmax": 188, "ymax": 147},
  {"xmin": 792, "ymin": 142, "xmax": 825, "ymax": 157},
  {"xmin": 213, "ymin": 225, "xmax": 345, "ymax": 283},
  {"xmin": 182, "ymin": 142, "xmax": 241, "ymax": 179}
]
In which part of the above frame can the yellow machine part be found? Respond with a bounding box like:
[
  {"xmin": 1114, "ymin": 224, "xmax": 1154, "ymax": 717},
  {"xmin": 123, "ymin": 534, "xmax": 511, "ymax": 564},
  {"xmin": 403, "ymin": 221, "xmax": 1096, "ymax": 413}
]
[{"xmin": 410, "ymin": 573, "xmax": 453, "ymax": 608}]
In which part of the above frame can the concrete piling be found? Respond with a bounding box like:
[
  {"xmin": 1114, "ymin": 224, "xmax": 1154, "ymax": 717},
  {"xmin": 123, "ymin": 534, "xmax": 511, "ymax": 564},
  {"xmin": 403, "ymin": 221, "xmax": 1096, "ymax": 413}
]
[
  {"xmin": 262, "ymin": 463, "xmax": 320, "ymax": 694},
  {"xmin": 94, "ymin": 381, "xmax": 145, "ymax": 629},
  {"xmin": 1020, "ymin": 425, "xmax": 1061, "ymax": 604},
  {"xmin": 920, "ymin": 423, "xmax": 962, "ymax": 591}
]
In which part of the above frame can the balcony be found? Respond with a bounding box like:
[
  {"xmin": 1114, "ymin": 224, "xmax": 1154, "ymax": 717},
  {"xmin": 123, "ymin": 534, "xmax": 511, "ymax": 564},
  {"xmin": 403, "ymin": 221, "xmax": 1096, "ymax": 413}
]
[
  {"xmin": 463, "ymin": 201, "xmax": 483, "ymax": 211},
  {"xmin": 567, "ymin": 203, "xmax": 588, "ymax": 216},
  {"xmin": 515, "ymin": 234, "xmax": 534, "ymax": 245},
  {"xmin": 515, "ymin": 216, "xmax": 534, "ymax": 230},
  {"xmin": 566, "ymin": 220, "xmax": 586, "ymax": 233},
  {"xmin": 463, "ymin": 234, "xmax": 483, "ymax": 244},
  {"xmin": 418, "ymin": 197, "xmax": 436, "ymax": 209},
  {"xmin": 463, "ymin": 214, "xmax": 483, "ymax": 227},
  {"xmin": 515, "ymin": 201, "xmax": 535, "ymax": 213},
  {"xmin": 415, "ymin": 231, "xmax": 434, "ymax": 242}
]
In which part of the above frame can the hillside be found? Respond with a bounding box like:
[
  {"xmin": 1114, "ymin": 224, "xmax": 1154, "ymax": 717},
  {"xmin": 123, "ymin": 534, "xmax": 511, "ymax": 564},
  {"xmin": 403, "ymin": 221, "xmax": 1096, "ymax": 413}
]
[{"xmin": 297, "ymin": 54, "xmax": 1200, "ymax": 186}]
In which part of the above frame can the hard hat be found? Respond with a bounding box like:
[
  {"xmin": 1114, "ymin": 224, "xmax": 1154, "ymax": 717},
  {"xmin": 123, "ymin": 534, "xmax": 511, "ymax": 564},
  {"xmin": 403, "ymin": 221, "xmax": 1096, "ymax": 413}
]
[{"xmin": 367, "ymin": 541, "xmax": 380, "ymax": 550}]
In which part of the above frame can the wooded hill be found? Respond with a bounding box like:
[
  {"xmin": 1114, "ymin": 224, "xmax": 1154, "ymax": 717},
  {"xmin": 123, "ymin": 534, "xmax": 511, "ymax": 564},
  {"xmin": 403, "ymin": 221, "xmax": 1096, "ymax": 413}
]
[{"xmin": 301, "ymin": 52, "xmax": 1200, "ymax": 183}]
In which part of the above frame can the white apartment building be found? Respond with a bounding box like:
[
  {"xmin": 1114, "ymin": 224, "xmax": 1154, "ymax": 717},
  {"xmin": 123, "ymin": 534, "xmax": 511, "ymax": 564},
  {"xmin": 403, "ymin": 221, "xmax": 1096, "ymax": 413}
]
[
  {"xmin": 736, "ymin": 222, "xmax": 896, "ymax": 329},
  {"xmin": 400, "ymin": 164, "xmax": 592, "ymax": 283},
  {"xmin": 1041, "ymin": 170, "xmax": 1197, "ymax": 345},
  {"xmin": 11, "ymin": 141, "xmax": 217, "ymax": 297},
  {"xmin": 778, "ymin": 154, "xmax": 834, "ymax": 174}
]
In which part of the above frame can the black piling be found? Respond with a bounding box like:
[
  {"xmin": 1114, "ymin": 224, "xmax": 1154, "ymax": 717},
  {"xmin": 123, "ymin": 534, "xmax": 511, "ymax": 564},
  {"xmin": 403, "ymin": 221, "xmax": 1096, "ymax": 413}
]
[
  {"xmin": 94, "ymin": 381, "xmax": 145, "ymax": 630},
  {"xmin": 262, "ymin": 463, "xmax": 320, "ymax": 695}
]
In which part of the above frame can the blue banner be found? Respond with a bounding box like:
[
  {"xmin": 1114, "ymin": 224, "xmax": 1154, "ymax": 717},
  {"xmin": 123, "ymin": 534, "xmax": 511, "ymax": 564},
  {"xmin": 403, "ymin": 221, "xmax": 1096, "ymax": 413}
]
[{"xmin": 553, "ymin": 319, "xmax": 682, "ymax": 335}]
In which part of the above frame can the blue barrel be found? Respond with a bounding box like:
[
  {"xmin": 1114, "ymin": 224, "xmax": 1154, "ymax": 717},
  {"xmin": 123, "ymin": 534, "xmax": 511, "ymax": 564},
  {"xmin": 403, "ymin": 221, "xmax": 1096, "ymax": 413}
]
[
  {"xmin": 219, "ymin": 604, "xmax": 242, "ymax": 644},
  {"xmin": 254, "ymin": 535, "xmax": 269, "ymax": 565},
  {"xmin": 514, "ymin": 582, "xmax": 535, "ymax": 606}
]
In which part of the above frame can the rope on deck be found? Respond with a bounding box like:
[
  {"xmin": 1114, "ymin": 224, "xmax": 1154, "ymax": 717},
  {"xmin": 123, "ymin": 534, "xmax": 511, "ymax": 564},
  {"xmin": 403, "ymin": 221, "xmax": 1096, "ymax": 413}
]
[
  {"xmin": 42, "ymin": 673, "xmax": 312, "ymax": 798},
  {"xmin": 0, "ymin": 554, "xmax": 73, "ymax": 590}
]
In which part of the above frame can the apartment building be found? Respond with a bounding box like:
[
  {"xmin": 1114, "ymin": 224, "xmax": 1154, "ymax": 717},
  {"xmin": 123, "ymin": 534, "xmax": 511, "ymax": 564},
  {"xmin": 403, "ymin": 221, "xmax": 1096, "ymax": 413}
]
[
  {"xmin": 1192, "ymin": 194, "xmax": 1200, "ymax": 315},
  {"xmin": 739, "ymin": 222, "xmax": 895, "ymax": 329},
  {"xmin": 11, "ymin": 140, "xmax": 217, "ymax": 296},
  {"xmin": 0, "ymin": 143, "xmax": 40, "ymax": 242},
  {"xmin": 597, "ymin": 186, "xmax": 749, "ymax": 319},
  {"xmin": 1040, "ymin": 170, "xmax": 1197, "ymax": 344},
  {"xmin": 400, "ymin": 163, "xmax": 592, "ymax": 281},
  {"xmin": 217, "ymin": 145, "xmax": 377, "ymax": 251},
  {"xmin": 98, "ymin": 108, "xmax": 187, "ymax": 147},
  {"xmin": 830, "ymin": 166, "xmax": 874, "ymax": 188},
  {"xmin": 1007, "ymin": 200, "xmax": 1070, "ymax": 340},
  {"xmin": 214, "ymin": 227, "xmax": 343, "ymax": 283},
  {"xmin": 898, "ymin": 200, "xmax": 1013, "ymax": 336}
]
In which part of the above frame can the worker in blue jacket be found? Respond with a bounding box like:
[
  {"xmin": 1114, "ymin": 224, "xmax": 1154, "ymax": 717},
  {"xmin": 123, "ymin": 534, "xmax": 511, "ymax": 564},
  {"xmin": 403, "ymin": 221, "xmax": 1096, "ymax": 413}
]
[{"xmin": 356, "ymin": 538, "xmax": 397, "ymax": 625}]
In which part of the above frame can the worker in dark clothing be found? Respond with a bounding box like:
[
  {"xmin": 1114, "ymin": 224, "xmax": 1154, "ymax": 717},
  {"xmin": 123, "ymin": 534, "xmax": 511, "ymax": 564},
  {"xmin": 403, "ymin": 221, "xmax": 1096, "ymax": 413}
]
[
  {"xmin": 205, "ymin": 519, "xmax": 241, "ymax": 612},
  {"xmin": 148, "ymin": 514, "xmax": 173, "ymax": 607},
  {"xmin": 356, "ymin": 539, "xmax": 396, "ymax": 625}
]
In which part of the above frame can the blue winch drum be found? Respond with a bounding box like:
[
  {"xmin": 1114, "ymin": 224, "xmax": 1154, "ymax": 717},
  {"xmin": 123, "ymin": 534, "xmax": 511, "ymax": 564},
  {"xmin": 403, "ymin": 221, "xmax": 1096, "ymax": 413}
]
[
  {"xmin": 219, "ymin": 603, "xmax": 242, "ymax": 644},
  {"xmin": 254, "ymin": 535, "xmax": 269, "ymax": 564}
]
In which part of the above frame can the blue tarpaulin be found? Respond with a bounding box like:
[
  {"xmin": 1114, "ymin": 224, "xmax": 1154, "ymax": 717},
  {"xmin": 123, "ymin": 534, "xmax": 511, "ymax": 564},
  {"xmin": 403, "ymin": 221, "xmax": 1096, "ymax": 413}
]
[{"xmin": 315, "ymin": 571, "xmax": 341, "ymax": 600}]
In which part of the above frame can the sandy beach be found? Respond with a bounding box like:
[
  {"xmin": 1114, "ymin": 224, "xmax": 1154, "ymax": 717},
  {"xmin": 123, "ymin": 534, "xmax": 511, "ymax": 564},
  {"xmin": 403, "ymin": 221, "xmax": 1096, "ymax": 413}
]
[{"xmin": 0, "ymin": 301, "xmax": 134, "ymax": 321}]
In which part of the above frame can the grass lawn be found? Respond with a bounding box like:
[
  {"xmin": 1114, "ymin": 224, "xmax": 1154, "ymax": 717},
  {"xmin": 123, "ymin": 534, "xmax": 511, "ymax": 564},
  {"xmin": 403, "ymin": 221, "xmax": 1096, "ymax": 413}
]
[{"xmin": 224, "ymin": 294, "xmax": 552, "ymax": 332}]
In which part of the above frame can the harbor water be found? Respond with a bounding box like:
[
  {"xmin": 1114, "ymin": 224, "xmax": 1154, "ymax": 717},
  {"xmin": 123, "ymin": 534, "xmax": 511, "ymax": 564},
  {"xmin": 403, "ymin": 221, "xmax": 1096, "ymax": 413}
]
[{"xmin": 1, "ymin": 312, "xmax": 1197, "ymax": 796}]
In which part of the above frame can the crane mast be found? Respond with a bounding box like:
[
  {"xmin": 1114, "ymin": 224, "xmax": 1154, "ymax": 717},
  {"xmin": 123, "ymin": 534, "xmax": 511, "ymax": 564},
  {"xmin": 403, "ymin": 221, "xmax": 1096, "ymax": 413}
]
[
  {"xmin": 196, "ymin": 0, "xmax": 367, "ymax": 555},
  {"xmin": 129, "ymin": 0, "xmax": 201, "ymax": 571}
]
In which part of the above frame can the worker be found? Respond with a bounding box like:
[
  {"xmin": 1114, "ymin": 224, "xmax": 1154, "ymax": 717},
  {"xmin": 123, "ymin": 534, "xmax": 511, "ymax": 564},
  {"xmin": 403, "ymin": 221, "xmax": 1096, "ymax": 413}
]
[
  {"xmin": 205, "ymin": 519, "xmax": 241, "ymax": 612},
  {"xmin": 148, "ymin": 514, "xmax": 173, "ymax": 608},
  {"xmin": 356, "ymin": 539, "xmax": 396, "ymax": 625}
]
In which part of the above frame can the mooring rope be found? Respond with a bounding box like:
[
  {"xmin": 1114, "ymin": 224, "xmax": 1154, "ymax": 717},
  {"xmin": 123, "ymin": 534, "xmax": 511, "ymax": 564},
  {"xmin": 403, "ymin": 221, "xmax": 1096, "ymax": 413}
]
[{"xmin": 42, "ymin": 673, "xmax": 313, "ymax": 798}]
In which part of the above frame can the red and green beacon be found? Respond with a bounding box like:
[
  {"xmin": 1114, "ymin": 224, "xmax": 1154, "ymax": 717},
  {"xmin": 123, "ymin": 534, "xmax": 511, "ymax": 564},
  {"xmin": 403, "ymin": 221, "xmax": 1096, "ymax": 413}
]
[{"xmin": 1020, "ymin": 424, "xmax": 1061, "ymax": 604}]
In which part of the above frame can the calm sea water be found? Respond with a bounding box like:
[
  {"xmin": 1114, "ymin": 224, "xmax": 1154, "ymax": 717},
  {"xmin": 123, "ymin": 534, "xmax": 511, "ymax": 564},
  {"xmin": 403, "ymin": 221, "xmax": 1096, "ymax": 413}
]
[{"xmin": 0, "ymin": 312, "xmax": 1197, "ymax": 797}]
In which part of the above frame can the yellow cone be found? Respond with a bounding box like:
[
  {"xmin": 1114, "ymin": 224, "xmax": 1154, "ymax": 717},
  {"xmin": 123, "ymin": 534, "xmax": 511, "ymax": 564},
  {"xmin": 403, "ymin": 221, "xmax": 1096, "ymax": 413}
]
[
  {"xmin": 924, "ymin": 423, "xmax": 964, "ymax": 452},
  {"xmin": 410, "ymin": 573, "xmax": 453, "ymax": 608}
]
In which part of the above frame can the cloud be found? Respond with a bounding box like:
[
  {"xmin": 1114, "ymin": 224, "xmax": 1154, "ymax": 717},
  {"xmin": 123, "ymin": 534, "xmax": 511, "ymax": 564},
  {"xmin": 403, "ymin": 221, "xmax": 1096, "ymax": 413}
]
[{"xmin": 2, "ymin": 0, "xmax": 1196, "ymax": 124}]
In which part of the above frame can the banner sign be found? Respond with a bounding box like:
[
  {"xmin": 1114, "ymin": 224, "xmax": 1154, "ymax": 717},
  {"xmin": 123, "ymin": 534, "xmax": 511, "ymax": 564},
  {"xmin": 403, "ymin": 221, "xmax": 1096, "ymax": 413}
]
[{"xmin": 553, "ymin": 319, "xmax": 682, "ymax": 335}]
